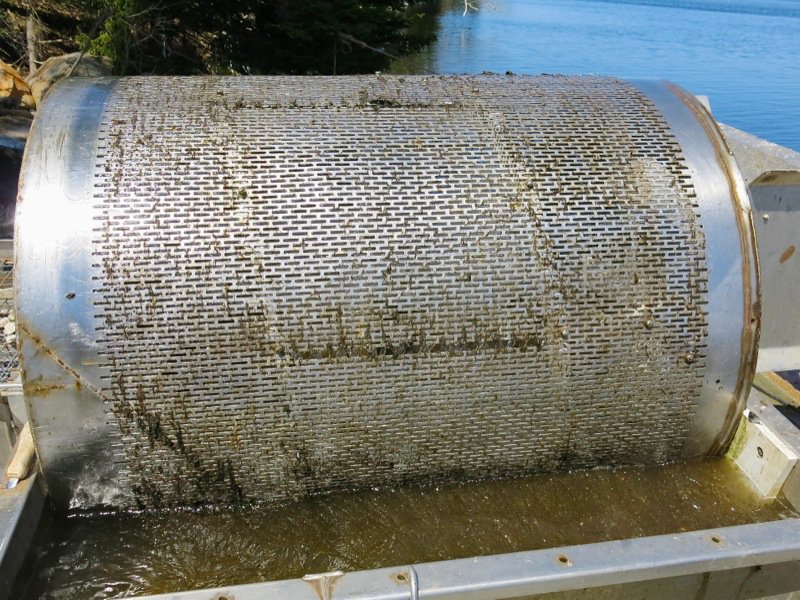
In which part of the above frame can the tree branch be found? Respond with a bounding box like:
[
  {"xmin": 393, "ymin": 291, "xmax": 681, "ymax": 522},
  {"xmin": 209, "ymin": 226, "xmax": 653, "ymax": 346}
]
[{"xmin": 25, "ymin": 3, "xmax": 40, "ymax": 73}]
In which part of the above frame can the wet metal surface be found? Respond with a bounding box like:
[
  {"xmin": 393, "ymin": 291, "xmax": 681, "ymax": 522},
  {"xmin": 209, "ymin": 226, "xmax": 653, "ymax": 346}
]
[
  {"xmin": 17, "ymin": 75, "xmax": 745, "ymax": 510},
  {"xmin": 92, "ymin": 76, "xmax": 707, "ymax": 507},
  {"xmin": 11, "ymin": 459, "xmax": 797, "ymax": 599},
  {"xmin": 636, "ymin": 82, "xmax": 760, "ymax": 463}
]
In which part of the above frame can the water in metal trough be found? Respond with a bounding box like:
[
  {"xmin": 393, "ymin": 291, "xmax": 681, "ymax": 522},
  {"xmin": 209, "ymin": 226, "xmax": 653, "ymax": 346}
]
[{"xmin": 12, "ymin": 457, "xmax": 796, "ymax": 599}]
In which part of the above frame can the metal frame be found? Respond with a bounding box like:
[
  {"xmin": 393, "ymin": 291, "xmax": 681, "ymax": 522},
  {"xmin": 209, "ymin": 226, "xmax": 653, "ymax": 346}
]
[
  {"xmin": 0, "ymin": 475, "xmax": 43, "ymax": 600},
  {"xmin": 718, "ymin": 124, "xmax": 800, "ymax": 372},
  {"xmin": 635, "ymin": 82, "xmax": 760, "ymax": 458}
]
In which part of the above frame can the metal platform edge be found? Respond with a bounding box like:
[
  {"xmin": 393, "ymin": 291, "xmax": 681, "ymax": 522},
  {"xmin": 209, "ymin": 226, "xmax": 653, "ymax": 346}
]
[
  {"xmin": 0, "ymin": 474, "xmax": 44, "ymax": 600},
  {"xmin": 133, "ymin": 517, "xmax": 800, "ymax": 600}
]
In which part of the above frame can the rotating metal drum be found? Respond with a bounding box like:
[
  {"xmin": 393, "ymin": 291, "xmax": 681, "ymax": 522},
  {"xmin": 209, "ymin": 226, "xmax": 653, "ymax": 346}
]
[{"xmin": 14, "ymin": 75, "xmax": 758, "ymax": 510}]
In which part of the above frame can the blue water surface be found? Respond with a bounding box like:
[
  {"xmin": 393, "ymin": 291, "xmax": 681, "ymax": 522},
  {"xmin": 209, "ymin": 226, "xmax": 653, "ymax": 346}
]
[{"xmin": 423, "ymin": 0, "xmax": 800, "ymax": 150}]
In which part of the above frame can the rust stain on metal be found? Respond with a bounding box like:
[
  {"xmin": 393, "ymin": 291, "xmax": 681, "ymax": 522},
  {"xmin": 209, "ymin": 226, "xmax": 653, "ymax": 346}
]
[
  {"xmin": 752, "ymin": 170, "xmax": 800, "ymax": 187},
  {"xmin": 667, "ymin": 83, "xmax": 761, "ymax": 456},
  {"xmin": 24, "ymin": 380, "xmax": 70, "ymax": 395},
  {"xmin": 391, "ymin": 572, "xmax": 409, "ymax": 584},
  {"xmin": 17, "ymin": 320, "xmax": 109, "ymax": 401},
  {"xmin": 779, "ymin": 245, "xmax": 796, "ymax": 264},
  {"xmin": 758, "ymin": 173, "xmax": 778, "ymax": 183},
  {"xmin": 302, "ymin": 571, "xmax": 344, "ymax": 600}
]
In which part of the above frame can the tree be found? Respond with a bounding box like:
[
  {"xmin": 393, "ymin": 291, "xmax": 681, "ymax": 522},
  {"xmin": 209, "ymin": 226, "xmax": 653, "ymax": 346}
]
[{"xmin": 1, "ymin": 0, "xmax": 437, "ymax": 75}]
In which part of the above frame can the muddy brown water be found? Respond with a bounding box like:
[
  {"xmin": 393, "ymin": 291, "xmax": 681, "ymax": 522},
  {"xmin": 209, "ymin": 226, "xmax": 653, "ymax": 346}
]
[{"xmin": 13, "ymin": 458, "xmax": 797, "ymax": 599}]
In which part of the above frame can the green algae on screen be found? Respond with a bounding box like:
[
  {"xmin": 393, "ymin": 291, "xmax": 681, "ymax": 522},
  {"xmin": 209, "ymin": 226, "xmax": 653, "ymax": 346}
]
[{"xmin": 13, "ymin": 458, "xmax": 797, "ymax": 599}]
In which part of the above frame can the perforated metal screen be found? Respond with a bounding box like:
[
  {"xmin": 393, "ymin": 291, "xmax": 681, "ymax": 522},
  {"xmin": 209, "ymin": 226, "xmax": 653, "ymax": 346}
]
[{"xmin": 88, "ymin": 75, "xmax": 707, "ymax": 507}]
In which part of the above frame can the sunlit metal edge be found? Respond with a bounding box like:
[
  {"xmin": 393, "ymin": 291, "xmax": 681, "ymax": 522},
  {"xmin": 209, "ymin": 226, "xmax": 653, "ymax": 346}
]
[
  {"xmin": 14, "ymin": 77, "xmax": 129, "ymax": 509},
  {"xmin": 634, "ymin": 81, "xmax": 760, "ymax": 458},
  {"xmin": 720, "ymin": 124, "xmax": 800, "ymax": 188},
  {"xmin": 748, "ymin": 387, "xmax": 800, "ymax": 453}
]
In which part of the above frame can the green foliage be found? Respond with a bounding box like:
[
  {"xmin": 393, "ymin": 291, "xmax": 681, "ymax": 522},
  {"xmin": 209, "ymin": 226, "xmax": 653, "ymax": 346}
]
[
  {"xmin": 67, "ymin": 0, "xmax": 437, "ymax": 75},
  {"xmin": 0, "ymin": 0, "xmax": 436, "ymax": 75},
  {"xmin": 88, "ymin": 13, "xmax": 123, "ymax": 60}
]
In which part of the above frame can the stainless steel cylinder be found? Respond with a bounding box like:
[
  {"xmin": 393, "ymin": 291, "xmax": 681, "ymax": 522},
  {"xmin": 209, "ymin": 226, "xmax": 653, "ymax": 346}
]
[{"xmin": 15, "ymin": 75, "xmax": 758, "ymax": 510}]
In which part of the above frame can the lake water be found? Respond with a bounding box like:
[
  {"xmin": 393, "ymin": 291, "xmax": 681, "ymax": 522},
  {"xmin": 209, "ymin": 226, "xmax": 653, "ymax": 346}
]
[{"xmin": 397, "ymin": 0, "xmax": 800, "ymax": 151}]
